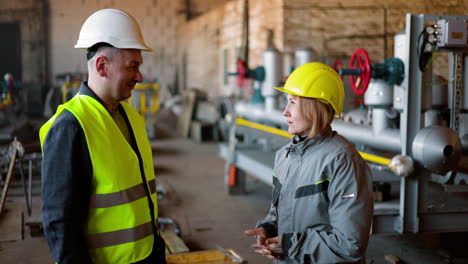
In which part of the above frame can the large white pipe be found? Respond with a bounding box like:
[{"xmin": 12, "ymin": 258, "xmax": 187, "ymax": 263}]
[
  {"xmin": 372, "ymin": 108, "xmax": 390, "ymax": 134},
  {"xmin": 331, "ymin": 120, "xmax": 401, "ymax": 153},
  {"xmin": 235, "ymin": 101, "xmax": 285, "ymax": 126},
  {"xmin": 294, "ymin": 48, "xmax": 313, "ymax": 68},
  {"xmin": 262, "ymin": 48, "xmax": 282, "ymax": 112},
  {"xmin": 236, "ymin": 101, "xmax": 468, "ymax": 156},
  {"xmin": 236, "ymin": 100, "xmax": 402, "ymax": 152}
]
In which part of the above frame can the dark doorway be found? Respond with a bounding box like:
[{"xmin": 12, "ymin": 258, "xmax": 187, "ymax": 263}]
[{"xmin": 0, "ymin": 22, "xmax": 22, "ymax": 81}]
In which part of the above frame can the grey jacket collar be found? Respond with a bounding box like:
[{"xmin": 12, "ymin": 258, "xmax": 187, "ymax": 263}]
[{"xmin": 287, "ymin": 126, "xmax": 333, "ymax": 157}]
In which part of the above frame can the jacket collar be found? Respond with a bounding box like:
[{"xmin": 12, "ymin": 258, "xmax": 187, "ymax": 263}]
[
  {"xmin": 78, "ymin": 82, "xmax": 124, "ymax": 113},
  {"xmin": 79, "ymin": 82, "xmax": 101, "ymax": 102},
  {"xmin": 287, "ymin": 126, "xmax": 333, "ymax": 157}
]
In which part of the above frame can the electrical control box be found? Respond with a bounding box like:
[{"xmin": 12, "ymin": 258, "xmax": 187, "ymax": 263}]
[{"xmin": 436, "ymin": 19, "xmax": 467, "ymax": 47}]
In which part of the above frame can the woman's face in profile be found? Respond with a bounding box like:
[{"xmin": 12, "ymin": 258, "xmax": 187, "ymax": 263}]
[{"xmin": 283, "ymin": 94, "xmax": 311, "ymax": 137}]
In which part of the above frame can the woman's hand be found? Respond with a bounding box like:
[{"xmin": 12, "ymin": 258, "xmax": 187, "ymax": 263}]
[
  {"xmin": 245, "ymin": 228, "xmax": 283, "ymax": 259},
  {"xmin": 265, "ymin": 236, "xmax": 283, "ymax": 257},
  {"xmin": 244, "ymin": 227, "xmax": 267, "ymax": 247},
  {"xmin": 252, "ymin": 235, "xmax": 284, "ymax": 259}
]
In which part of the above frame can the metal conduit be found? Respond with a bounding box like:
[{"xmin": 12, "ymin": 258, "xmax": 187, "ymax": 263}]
[
  {"xmin": 236, "ymin": 103, "xmax": 467, "ymax": 154},
  {"xmin": 235, "ymin": 101, "xmax": 285, "ymax": 125},
  {"xmin": 331, "ymin": 120, "xmax": 401, "ymax": 153}
]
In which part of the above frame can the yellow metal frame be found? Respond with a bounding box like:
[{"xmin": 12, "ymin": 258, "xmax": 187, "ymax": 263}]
[
  {"xmin": 129, "ymin": 83, "xmax": 160, "ymax": 112},
  {"xmin": 0, "ymin": 93, "xmax": 14, "ymax": 107},
  {"xmin": 61, "ymin": 81, "xmax": 81, "ymax": 103},
  {"xmin": 235, "ymin": 117, "xmax": 391, "ymax": 166},
  {"xmin": 235, "ymin": 117, "xmax": 293, "ymax": 138}
]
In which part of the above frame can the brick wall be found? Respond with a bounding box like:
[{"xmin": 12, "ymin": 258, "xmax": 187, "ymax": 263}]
[
  {"xmin": 284, "ymin": 0, "xmax": 468, "ymax": 67},
  {"xmin": 177, "ymin": 0, "xmax": 283, "ymax": 97},
  {"xmin": 185, "ymin": 0, "xmax": 231, "ymax": 18},
  {"xmin": 178, "ymin": 0, "xmax": 468, "ymax": 98},
  {"xmin": 49, "ymin": 0, "xmax": 179, "ymax": 93},
  {"xmin": 12, "ymin": 0, "xmax": 468, "ymax": 103}
]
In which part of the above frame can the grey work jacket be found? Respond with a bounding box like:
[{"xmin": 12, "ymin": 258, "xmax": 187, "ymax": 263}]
[{"xmin": 257, "ymin": 129, "xmax": 374, "ymax": 264}]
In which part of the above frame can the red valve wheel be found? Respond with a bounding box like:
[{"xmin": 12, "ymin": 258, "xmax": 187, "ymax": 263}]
[
  {"xmin": 236, "ymin": 59, "xmax": 247, "ymax": 88},
  {"xmin": 332, "ymin": 59, "xmax": 344, "ymax": 79},
  {"xmin": 349, "ymin": 48, "xmax": 371, "ymax": 96}
]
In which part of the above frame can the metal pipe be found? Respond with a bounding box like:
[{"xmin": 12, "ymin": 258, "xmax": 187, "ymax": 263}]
[
  {"xmin": 283, "ymin": 52, "xmax": 294, "ymax": 76},
  {"xmin": 331, "ymin": 119, "xmax": 401, "ymax": 152},
  {"xmin": 235, "ymin": 101, "xmax": 285, "ymax": 126},
  {"xmin": 265, "ymin": 97, "xmax": 276, "ymax": 112},
  {"xmin": 237, "ymin": 100, "xmax": 401, "ymax": 152},
  {"xmin": 424, "ymin": 110, "xmax": 440, "ymax": 127},
  {"xmin": 372, "ymin": 108, "xmax": 389, "ymax": 134},
  {"xmin": 262, "ymin": 48, "xmax": 282, "ymax": 111},
  {"xmin": 294, "ymin": 48, "xmax": 313, "ymax": 68},
  {"xmin": 236, "ymin": 102, "xmax": 468, "ymax": 158},
  {"xmin": 360, "ymin": 152, "xmax": 391, "ymax": 166},
  {"xmin": 393, "ymin": 32, "xmax": 407, "ymax": 111},
  {"xmin": 431, "ymin": 75, "xmax": 448, "ymax": 107},
  {"xmin": 421, "ymin": 69, "xmax": 433, "ymax": 111}
]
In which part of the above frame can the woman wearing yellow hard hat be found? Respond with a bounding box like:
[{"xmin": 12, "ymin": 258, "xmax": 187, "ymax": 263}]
[{"xmin": 245, "ymin": 62, "xmax": 374, "ymax": 263}]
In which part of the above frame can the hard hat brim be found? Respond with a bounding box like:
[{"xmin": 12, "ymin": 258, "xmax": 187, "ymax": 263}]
[
  {"xmin": 74, "ymin": 42, "xmax": 152, "ymax": 51},
  {"xmin": 274, "ymin": 86, "xmax": 309, "ymax": 98},
  {"xmin": 274, "ymin": 86, "xmax": 341, "ymax": 119}
]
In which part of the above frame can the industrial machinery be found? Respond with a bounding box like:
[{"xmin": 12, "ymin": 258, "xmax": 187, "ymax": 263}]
[
  {"xmin": 0, "ymin": 73, "xmax": 21, "ymax": 108},
  {"xmin": 220, "ymin": 14, "xmax": 468, "ymax": 234},
  {"xmin": 129, "ymin": 81, "xmax": 161, "ymax": 139}
]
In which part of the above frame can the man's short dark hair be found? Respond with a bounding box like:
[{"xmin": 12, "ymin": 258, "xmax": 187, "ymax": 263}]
[{"xmin": 86, "ymin": 43, "xmax": 115, "ymax": 60}]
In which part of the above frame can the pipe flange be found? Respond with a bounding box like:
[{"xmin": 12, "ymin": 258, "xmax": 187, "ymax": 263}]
[{"xmin": 389, "ymin": 155, "xmax": 414, "ymax": 177}]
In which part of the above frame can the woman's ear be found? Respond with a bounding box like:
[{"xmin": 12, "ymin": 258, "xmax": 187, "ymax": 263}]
[{"xmin": 95, "ymin": 56, "xmax": 108, "ymax": 77}]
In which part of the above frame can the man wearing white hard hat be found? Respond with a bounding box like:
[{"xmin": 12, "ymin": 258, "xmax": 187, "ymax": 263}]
[{"xmin": 40, "ymin": 9, "xmax": 166, "ymax": 263}]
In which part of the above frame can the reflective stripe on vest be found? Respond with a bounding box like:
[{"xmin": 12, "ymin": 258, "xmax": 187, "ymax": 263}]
[
  {"xmin": 40, "ymin": 93, "xmax": 158, "ymax": 264},
  {"xmin": 87, "ymin": 221, "xmax": 153, "ymax": 249},
  {"xmin": 90, "ymin": 179, "xmax": 156, "ymax": 208}
]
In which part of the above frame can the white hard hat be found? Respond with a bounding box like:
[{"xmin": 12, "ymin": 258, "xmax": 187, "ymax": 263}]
[{"xmin": 75, "ymin": 9, "xmax": 151, "ymax": 51}]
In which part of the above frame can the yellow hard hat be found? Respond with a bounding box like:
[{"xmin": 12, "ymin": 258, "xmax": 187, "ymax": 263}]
[{"xmin": 274, "ymin": 62, "xmax": 344, "ymax": 117}]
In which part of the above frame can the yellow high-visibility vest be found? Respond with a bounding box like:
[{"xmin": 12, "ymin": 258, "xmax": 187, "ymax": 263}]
[{"xmin": 40, "ymin": 93, "xmax": 158, "ymax": 263}]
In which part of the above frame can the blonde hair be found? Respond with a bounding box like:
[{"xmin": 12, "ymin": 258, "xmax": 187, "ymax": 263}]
[{"xmin": 298, "ymin": 96, "xmax": 335, "ymax": 138}]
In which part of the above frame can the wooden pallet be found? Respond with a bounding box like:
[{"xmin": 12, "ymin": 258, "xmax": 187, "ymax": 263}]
[
  {"xmin": 166, "ymin": 249, "xmax": 247, "ymax": 264},
  {"xmin": 162, "ymin": 230, "xmax": 189, "ymax": 255}
]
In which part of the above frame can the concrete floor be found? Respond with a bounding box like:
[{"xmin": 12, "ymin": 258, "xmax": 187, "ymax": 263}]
[{"xmin": 0, "ymin": 136, "xmax": 467, "ymax": 263}]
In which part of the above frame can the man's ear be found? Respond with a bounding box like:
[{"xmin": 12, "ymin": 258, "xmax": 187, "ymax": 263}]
[{"xmin": 95, "ymin": 56, "xmax": 108, "ymax": 77}]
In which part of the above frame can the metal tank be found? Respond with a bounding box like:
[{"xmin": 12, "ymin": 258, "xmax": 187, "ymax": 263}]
[
  {"xmin": 262, "ymin": 48, "xmax": 283, "ymax": 111},
  {"xmin": 283, "ymin": 52, "xmax": 294, "ymax": 77},
  {"xmin": 294, "ymin": 47, "xmax": 313, "ymax": 68}
]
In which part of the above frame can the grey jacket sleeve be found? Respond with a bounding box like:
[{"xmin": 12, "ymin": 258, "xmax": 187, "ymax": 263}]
[
  {"xmin": 41, "ymin": 111, "xmax": 93, "ymax": 264},
  {"xmin": 285, "ymin": 153, "xmax": 374, "ymax": 263},
  {"xmin": 255, "ymin": 174, "xmax": 281, "ymax": 237}
]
